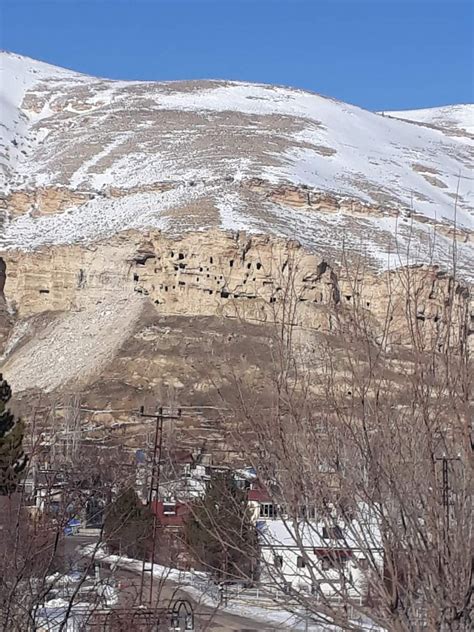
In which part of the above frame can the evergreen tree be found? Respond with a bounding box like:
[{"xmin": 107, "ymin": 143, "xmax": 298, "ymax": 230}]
[
  {"xmin": 185, "ymin": 471, "xmax": 260, "ymax": 582},
  {"xmin": 0, "ymin": 374, "xmax": 27, "ymax": 495},
  {"xmin": 103, "ymin": 487, "xmax": 154, "ymax": 559}
]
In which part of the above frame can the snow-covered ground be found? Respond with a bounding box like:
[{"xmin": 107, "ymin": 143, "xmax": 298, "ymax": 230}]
[
  {"xmin": 386, "ymin": 104, "xmax": 474, "ymax": 136},
  {"xmin": 33, "ymin": 570, "xmax": 119, "ymax": 631},
  {"xmin": 0, "ymin": 52, "xmax": 88, "ymax": 183},
  {"xmin": 81, "ymin": 545, "xmax": 383, "ymax": 631},
  {"xmin": 0, "ymin": 51, "xmax": 472, "ymax": 275}
]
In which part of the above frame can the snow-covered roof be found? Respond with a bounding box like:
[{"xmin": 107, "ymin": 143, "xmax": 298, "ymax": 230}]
[{"xmin": 259, "ymin": 512, "xmax": 383, "ymax": 552}]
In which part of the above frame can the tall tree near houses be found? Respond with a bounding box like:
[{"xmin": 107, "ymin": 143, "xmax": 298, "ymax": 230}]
[
  {"xmin": 185, "ymin": 471, "xmax": 260, "ymax": 582},
  {"xmin": 0, "ymin": 374, "xmax": 27, "ymax": 495},
  {"xmin": 103, "ymin": 487, "xmax": 154, "ymax": 559}
]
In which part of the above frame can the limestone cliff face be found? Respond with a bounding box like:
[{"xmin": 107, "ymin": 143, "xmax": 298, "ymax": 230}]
[
  {"xmin": 0, "ymin": 228, "xmax": 470, "ymax": 456},
  {"xmin": 2, "ymin": 228, "xmax": 469, "ymax": 358}
]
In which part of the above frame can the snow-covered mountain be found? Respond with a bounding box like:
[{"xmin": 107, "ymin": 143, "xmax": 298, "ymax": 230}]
[
  {"xmin": 1, "ymin": 51, "xmax": 472, "ymax": 273},
  {"xmin": 386, "ymin": 105, "xmax": 474, "ymax": 137},
  {"xmin": 0, "ymin": 52, "xmax": 471, "ymax": 407}
]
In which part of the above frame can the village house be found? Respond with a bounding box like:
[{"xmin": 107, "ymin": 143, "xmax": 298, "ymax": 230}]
[
  {"xmin": 245, "ymin": 478, "xmax": 382, "ymax": 602},
  {"xmin": 247, "ymin": 481, "xmax": 276, "ymax": 520},
  {"xmin": 148, "ymin": 454, "xmax": 255, "ymax": 568},
  {"xmin": 151, "ymin": 498, "xmax": 191, "ymax": 568},
  {"xmin": 257, "ymin": 510, "xmax": 383, "ymax": 603},
  {"xmin": 21, "ymin": 467, "xmax": 66, "ymax": 515}
]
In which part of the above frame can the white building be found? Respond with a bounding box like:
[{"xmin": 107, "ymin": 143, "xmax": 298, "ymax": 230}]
[
  {"xmin": 158, "ymin": 462, "xmax": 255, "ymax": 503},
  {"xmin": 258, "ymin": 510, "xmax": 383, "ymax": 603}
]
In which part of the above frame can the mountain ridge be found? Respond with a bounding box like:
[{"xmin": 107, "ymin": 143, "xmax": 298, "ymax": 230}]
[
  {"xmin": 1, "ymin": 51, "xmax": 472, "ymax": 276},
  {"xmin": 0, "ymin": 53, "xmax": 471, "ymax": 437}
]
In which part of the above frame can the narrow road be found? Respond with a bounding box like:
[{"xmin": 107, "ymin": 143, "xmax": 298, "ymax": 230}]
[
  {"xmin": 103, "ymin": 565, "xmax": 287, "ymax": 631},
  {"xmin": 70, "ymin": 534, "xmax": 288, "ymax": 630}
]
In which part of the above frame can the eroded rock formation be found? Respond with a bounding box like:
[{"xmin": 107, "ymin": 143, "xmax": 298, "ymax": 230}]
[
  {"xmin": 0, "ymin": 228, "xmax": 470, "ymax": 458},
  {"xmin": 2, "ymin": 229, "xmax": 470, "ymax": 368}
]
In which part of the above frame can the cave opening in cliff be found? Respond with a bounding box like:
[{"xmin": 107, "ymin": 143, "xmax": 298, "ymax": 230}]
[{"xmin": 0, "ymin": 258, "xmax": 5, "ymax": 300}]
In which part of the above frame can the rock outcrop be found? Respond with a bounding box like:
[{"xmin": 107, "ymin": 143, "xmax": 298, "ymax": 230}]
[
  {"xmin": 0, "ymin": 258, "xmax": 11, "ymax": 351},
  {"xmin": 2, "ymin": 229, "xmax": 470, "ymax": 373},
  {"xmin": 0, "ymin": 229, "xmax": 470, "ymax": 458}
]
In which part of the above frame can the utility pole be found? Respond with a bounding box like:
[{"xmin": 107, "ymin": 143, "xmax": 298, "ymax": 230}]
[
  {"xmin": 434, "ymin": 454, "xmax": 461, "ymax": 554},
  {"xmin": 138, "ymin": 404, "xmax": 181, "ymax": 605}
]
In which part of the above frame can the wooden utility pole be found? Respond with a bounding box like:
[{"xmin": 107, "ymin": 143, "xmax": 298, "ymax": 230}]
[
  {"xmin": 435, "ymin": 454, "xmax": 461, "ymax": 538},
  {"xmin": 138, "ymin": 404, "xmax": 181, "ymax": 605}
]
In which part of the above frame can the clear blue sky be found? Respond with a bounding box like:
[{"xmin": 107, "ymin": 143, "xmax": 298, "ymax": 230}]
[{"xmin": 1, "ymin": 0, "xmax": 472, "ymax": 111}]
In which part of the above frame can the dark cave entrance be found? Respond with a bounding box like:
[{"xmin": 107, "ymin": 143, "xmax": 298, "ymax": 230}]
[{"xmin": 0, "ymin": 258, "xmax": 5, "ymax": 299}]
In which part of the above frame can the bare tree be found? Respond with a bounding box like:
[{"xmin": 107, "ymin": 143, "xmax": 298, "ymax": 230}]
[
  {"xmin": 0, "ymin": 394, "xmax": 141, "ymax": 631},
  {"xmin": 217, "ymin": 252, "xmax": 472, "ymax": 631}
]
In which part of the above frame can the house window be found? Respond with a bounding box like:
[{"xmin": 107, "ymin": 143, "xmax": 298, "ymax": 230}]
[
  {"xmin": 163, "ymin": 502, "xmax": 177, "ymax": 515},
  {"xmin": 322, "ymin": 557, "xmax": 338, "ymax": 571},
  {"xmin": 322, "ymin": 525, "xmax": 344, "ymax": 540},
  {"xmin": 317, "ymin": 550, "xmax": 352, "ymax": 571},
  {"xmin": 358, "ymin": 557, "xmax": 369, "ymax": 571},
  {"xmin": 260, "ymin": 503, "xmax": 276, "ymax": 518},
  {"xmin": 274, "ymin": 555, "xmax": 283, "ymax": 569},
  {"xmin": 297, "ymin": 556, "xmax": 306, "ymax": 568}
]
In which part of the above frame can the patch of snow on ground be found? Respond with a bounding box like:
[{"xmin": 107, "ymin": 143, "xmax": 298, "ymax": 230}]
[
  {"xmin": 88, "ymin": 150, "xmax": 216, "ymax": 190},
  {"xmin": 1, "ymin": 185, "xmax": 207, "ymax": 249},
  {"xmin": 216, "ymin": 190, "xmax": 252, "ymax": 232},
  {"xmin": 0, "ymin": 52, "xmax": 85, "ymax": 187},
  {"xmin": 70, "ymin": 132, "xmax": 134, "ymax": 188},
  {"xmin": 81, "ymin": 545, "xmax": 384, "ymax": 631},
  {"xmin": 265, "ymin": 107, "xmax": 472, "ymax": 228}
]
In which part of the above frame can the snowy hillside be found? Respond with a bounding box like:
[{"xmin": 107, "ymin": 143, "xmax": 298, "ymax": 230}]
[
  {"xmin": 386, "ymin": 104, "xmax": 474, "ymax": 137},
  {"xmin": 0, "ymin": 52, "xmax": 87, "ymax": 183},
  {"xmin": 0, "ymin": 51, "xmax": 472, "ymax": 273}
]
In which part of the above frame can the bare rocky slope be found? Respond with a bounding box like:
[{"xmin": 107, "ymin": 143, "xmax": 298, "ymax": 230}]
[{"xmin": 0, "ymin": 52, "xmax": 472, "ymax": 454}]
